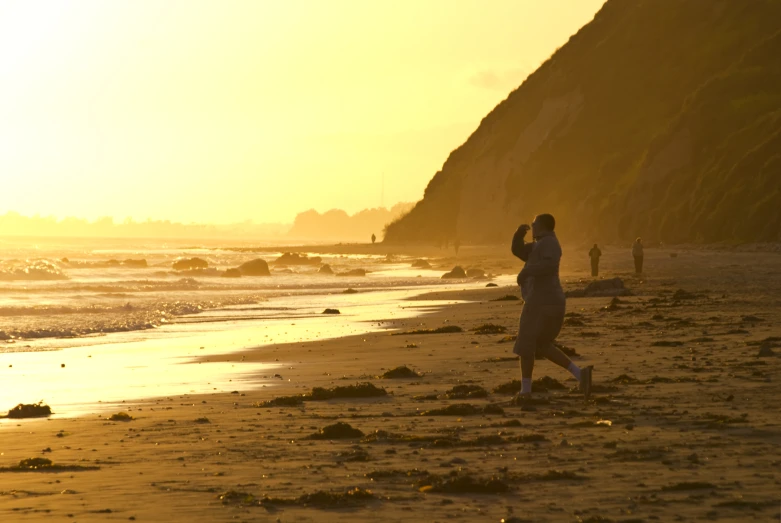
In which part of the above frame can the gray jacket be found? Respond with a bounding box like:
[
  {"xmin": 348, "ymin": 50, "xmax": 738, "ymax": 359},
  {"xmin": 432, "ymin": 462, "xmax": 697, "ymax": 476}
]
[{"xmin": 511, "ymin": 227, "xmax": 565, "ymax": 306}]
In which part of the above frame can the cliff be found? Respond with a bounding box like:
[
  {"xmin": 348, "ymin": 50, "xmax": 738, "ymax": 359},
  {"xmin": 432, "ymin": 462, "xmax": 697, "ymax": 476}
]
[{"xmin": 384, "ymin": 0, "xmax": 781, "ymax": 245}]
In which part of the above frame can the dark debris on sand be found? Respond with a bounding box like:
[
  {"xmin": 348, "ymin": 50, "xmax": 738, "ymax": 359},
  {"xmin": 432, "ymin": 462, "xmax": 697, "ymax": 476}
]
[
  {"xmin": 661, "ymin": 481, "xmax": 717, "ymax": 491},
  {"xmin": 361, "ymin": 429, "xmax": 544, "ymax": 448},
  {"xmin": 421, "ymin": 403, "xmax": 504, "ymax": 416},
  {"xmin": 651, "ymin": 340, "xmax": 685, "ymax": 347},
  {"xmin": 491, "ymin": 295, "xmax": 520, "ymax": 302},
  {"xmin": 255, "ymin": 382, "xmax": 387, "ymax": 407},
  {"xmin": 365, "ymin": 468, "xmax": 430, "ymax": 480},
  {"xmin": 444, "ymin": 384, "xmax": 489, "ymax": 399},
  {"xmin": 107, "ymin": 412, "xmax": 134, "ymax": 422},
  {"xmin": 264, "ymin": 487, "xmax": 376, "ymax": 508},
  {"xmin": 380, "ymin": 366, "xmax": 421, "ymax": 379},
  {"xmin": 471, "ymin": 323, "xmax": 507, "ymax": 335},
  {"xmin": 307, "ymin": 422, "xmax": 365, "ymax": 440},
  {"xmin": 310, "ymin": 382, "xmax": 387, "ymax": 400},
  {"xmin": 255, "ymin": 395, "xmax": 305, "ymax": 408},
  {"xmin": 3, "ymin": 402, "xmax": 52, "ymax": 419},
  {"xmin": 492, "ymin": 376, "xmax": 565, "ymax": 395},
  {"xmin": 0, "ymin": 458, "xmax": 100, "ymax": 473},
  {"xmin": 219, "ymin": 487, "xmax": 378, "ymax": 508},
  {"xmin": 422, "ymin": 473, "xmax": 510, "ymax": 494},
  {"xmin": 392, "ymin": 325, "xmax": 463, "ymax": 335},
  {"xmin": 513, "ymin": 470, "xmax": 587, "ymax": 482},
  {"xmin": 609, "ymin": 374, "xmax": 641, "ymax": 385},
  {"xmin": 334, "ymin": 446, "xmax": 370, "ymax": 462}
]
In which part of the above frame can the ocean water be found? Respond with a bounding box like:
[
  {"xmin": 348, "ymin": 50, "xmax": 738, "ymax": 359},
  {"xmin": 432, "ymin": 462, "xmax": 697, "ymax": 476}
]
[{"xmin": 0, "ymin": 236, "xmax": 503, "ymax": 419}]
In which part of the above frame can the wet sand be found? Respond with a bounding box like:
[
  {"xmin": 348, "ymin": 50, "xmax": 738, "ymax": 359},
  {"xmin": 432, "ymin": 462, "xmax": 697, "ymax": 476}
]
[{"xmin": 1, "ymin": 246, "xmax": 780, "ymax": 522}]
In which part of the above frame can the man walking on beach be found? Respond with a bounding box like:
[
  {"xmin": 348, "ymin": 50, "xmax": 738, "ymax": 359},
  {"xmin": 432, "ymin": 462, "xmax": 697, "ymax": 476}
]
[
  {"xmin": 589, "ymin": 243, "xmax": 602, "ymax": 277},
  {"xmin": 632, "ymin": 237, "xmax": 644, "ymax": 274},
  {"xmin": 511, "ymin": 214, "xmax": 592, "ymax": 398}
]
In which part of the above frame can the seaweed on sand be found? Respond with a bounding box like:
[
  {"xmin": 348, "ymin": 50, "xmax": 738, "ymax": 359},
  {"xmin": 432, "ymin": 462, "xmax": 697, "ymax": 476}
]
[
  {"xmin": 220, "ymin": 487, "xmax": 378, "ymax": 508},
  {"xmin": 0, "ymin": 458, "xmax": 100, "ymax": 473},
  {"xmin": 366, "ymin": 468, "xmax": 429, "ymax": 480},
  {"xmin": 391, "ymin": 326, "xmax": 463, "ymax": 336},
  {"xmin": 492, "ymin": 376, "xmax": 565, "ymax": 395},
  {"xmin": 2, "ymin": 401, "xmax": 52, "ymax": 419},
  {"xmin": 261, "ymin": 488, "xmax": 376, "ymax": 507},
  {"xmin": 380, "ymin": 366, "xmax": 421, "ymax": 379},
  {"xmin": 491, "ymin": 295, "xmax": 520, "ymax": 302},
  {"xmin": 255, "ymin": 395, "xmax": 306, "ymax": 408},
  {"xmin": 219, "ymin": 490, "xmax": 257, "ymax": 505},
  {"xmin": 471, "ymin": 324, "xmax": 507, "ymax": 335},
  {"xmin": 661, "ymin": 482, "xmax": 717, "ymax": 491},
  {"xmin": 533, "ymin": 376, "xmax": 566, "ymax": 392},
  {"xmin": 334, "ymin": 446, "xmax": 369, "ymax": 462},
  {"xmin": 651, "ymin": 340, "xmax": 685, "ymax": 347},
  {"xmin": 517, "ymin": 470, "xmax": 587, "ymax": 482},
  {"xmin": 444, "ymin": 384, "xmax": 488, "ymax": 399},
  {"xmin": 419, "ymin": 473, "xmax": 510, "ymax": 494},
  {"xmin": 493, "ymin": 380, "xmax": 523, "ymax": 394},
  {"xmin": 714, "ymin": 499, "xmax": 776, "ymax": 510},
  {"xmin": 609, "ymin": 374, "xmax": 640, "ymax": 384},
  {"xmin": 307, "ymin": 422, "xmax": 364, "ymax": 440},
  {"xmin": 421, "ymin": 403, "xmax": 504, "ymax": 416},
  {"xmin": 361, "ymin": 430, "xmax": 457, "ymax": 446},
  {"xmin": 107, "ymin": 412, "xmax": 134, "ymax": 422},
  {"xmin": 255, "ymin": 382, "xmax": 387, "ymax": 408},
  {"xmin": 309, "ymin": 382, "xmax": 387, "ymax": 400}
]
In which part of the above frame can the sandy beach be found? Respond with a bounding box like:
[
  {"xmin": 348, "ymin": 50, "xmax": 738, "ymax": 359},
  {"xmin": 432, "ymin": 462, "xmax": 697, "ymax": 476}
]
[{"xmin": 1, "ymin": 245, "xmax": 780, "ymax": 522}]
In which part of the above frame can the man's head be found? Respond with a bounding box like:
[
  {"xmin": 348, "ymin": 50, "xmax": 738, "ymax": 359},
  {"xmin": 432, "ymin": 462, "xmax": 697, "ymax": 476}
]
[
  {"xmin": 635, "ymin": 237, "xmax": 642, "ymax": 244},
  {"xmin": 532, "ymin": 214, "xmax": 555, "ymax": 238},
  {"xmin": 593, "ymin": 243, "xmax": 598, "ymax": 248}
]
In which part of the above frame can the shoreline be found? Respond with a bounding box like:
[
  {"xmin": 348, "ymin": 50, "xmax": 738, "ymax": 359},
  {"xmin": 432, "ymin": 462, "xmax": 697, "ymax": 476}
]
[
  {"xmin": 1, "ymin": 248, "xmax": 780, "ymax": 521},
  {"xmin": 0, "ymin": 279, "xmax": 503, "ymax": 421}
]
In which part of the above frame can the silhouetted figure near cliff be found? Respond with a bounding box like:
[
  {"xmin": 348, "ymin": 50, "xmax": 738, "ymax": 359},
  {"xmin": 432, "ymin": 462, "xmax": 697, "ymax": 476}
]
[
  {"xmin": 371, "ymin": 233, "xmax": 376, "ymax": 244},
  {"xmin": 454, "ymin": 239, "xmax": 460, "ymax": 255},
  {"xmin": 589, "ymin": 243, "xmax": 602, "ymax": 277},
  {"xmin": 632, "ymin": 237, "xmax": 644, "ymax": 274},
  {"xmin": 511, "ymin": 214, "xmax": 592, "ymax": 398}
]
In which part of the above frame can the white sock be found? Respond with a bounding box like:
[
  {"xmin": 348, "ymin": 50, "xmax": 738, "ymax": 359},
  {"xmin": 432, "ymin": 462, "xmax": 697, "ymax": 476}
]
[
  {"xmin": 520, "ymin": 378, "xmax": 532, "ymax": 395},
  {"xmin": 568, "ymin": 362, "xmax": 581, "ymax": 381}
]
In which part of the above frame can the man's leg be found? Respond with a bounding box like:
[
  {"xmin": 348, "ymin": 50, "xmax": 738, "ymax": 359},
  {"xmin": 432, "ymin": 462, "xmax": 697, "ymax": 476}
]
[
  {"xmin": 513, "ymin": 307, "xmax": 541, "ymax": 395},
  {"xmin": 536, "ymin": 308, "xmax": 593, "ymax": 397},
  {"xmin": 519, "ymin": 355, "xmax": 535, "ymax": 395},
  {"xmin": 538, "ymin": 343, "xmax": 593, "ymax": 397}
]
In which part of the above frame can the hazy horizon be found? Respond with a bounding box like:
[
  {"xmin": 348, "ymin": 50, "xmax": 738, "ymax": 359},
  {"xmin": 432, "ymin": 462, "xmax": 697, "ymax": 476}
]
[
  {"xmin": 0, "ymin": 202, "xmax": 414, "ymax": 240},
  {"xmin": 1, "ymin": 0, "xmax": 606, "ymax": 227}
]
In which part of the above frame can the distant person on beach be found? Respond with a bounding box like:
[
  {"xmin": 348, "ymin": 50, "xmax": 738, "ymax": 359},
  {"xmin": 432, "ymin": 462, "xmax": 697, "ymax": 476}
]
[
  {"xmin": 632, "ymin": 237, "xmax": 644, "ymax": 274},
  {"xmin": 589, "ymin": 243, "xmax": 602, "ymax": 277},
  {"xmin": 371, "ymin": 233, "xmax": 376, "ymax": 244},
  {"xmin": 511, "ymin": 214, "xmax": 592, "ymax": 398},
  {"xmin": 454, "ymin": 238, "xmax": 460, "ymax": 255}
]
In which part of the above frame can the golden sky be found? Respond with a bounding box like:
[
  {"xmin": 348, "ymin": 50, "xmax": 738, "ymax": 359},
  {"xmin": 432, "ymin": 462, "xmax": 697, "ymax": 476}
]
[{"xmin": 0, "ymin": 0, "xmax": 605, "ymax": 224}]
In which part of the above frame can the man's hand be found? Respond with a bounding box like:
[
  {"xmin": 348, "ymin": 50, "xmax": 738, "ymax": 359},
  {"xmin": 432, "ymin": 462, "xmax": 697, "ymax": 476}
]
[{"xmin": 518, "ymin": 224, "xmax": 531, "ymax": 234}]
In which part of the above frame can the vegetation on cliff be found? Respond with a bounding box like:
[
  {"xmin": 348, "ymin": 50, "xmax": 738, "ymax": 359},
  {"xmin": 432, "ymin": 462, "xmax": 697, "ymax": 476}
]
[{"xmin": 385, "ymin": 0, "xmax": 781, "ymax": 245}]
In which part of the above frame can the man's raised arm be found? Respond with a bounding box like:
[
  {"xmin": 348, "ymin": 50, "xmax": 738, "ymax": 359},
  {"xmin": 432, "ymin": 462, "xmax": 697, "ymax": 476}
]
[{"xmin": 511, "ymin": 225, "xmax": 534, "ymax": 261}]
